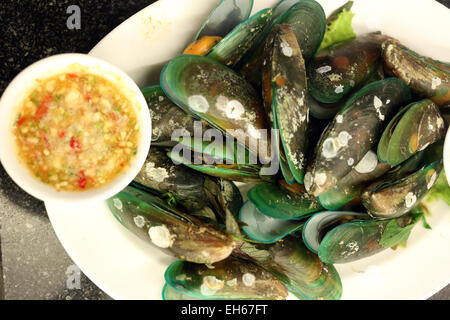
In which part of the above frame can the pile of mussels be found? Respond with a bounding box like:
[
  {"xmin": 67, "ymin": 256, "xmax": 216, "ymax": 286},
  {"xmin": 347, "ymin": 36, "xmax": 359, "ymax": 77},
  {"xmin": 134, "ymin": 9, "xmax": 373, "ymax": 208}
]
[{"xmin": 107, "ymin": 0, "xmax": 450, "ymax": 300}]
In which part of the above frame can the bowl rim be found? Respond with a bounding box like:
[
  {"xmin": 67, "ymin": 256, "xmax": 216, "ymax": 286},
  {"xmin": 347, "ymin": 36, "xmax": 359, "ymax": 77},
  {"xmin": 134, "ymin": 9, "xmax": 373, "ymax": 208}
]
[{"xmin": 0, "ymin": 53, "xmax": 151, "ymax": 203}]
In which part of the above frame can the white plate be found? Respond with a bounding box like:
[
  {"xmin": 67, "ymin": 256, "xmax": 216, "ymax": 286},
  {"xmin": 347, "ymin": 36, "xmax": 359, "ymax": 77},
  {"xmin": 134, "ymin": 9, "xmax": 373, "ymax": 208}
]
[{"xmin": 46, "ymin": 0, "xmax": 450, "ymax": 300}]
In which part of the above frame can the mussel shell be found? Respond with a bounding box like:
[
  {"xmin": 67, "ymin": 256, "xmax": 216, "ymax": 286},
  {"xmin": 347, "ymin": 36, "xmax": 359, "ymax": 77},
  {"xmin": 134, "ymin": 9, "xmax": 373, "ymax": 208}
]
[
  {"xmin": 280, "ymin": 0, "xmax": 326, "ymax": 61},
  {"xmin": 161, "ymin": 54, "xmax": 270, "ymax": 162},
  {"xmin": 134, "ymin": 148, "xmax": 210, "ymax": 211},
  {"xmin": 239, "ymin": 201, "xmax": 304, "ymax": 243},
  {"xmin": 382, "ymin": 38, "xmax": 450, "ymax": 106},
  {"xmin": 318, "ymin": 150, "xmax": 391, "ymax": 210},
  {"xmin": 317, "ymin": 213, "xmax": 417, "ymax": 264},
  {"xmin": 325, "ymin": 1, "xmax": 354, "ymax": 25},
  {"xmin": 308, "ymin": 94, "xmax": 343, "ymax": 120},
  {"xmin": 142, "ymin": 86, "xmax": 197, "ymax": 146},
  {"xmin": 107, "ymin": 186, "xmax": 235, "ymax": 264},
  {"xmin": 237, "ymin": 237, "xmax": 342, "ymax": 300},
  {"xmin": 247, "ymin": 182, "xmax": 322, "ymax": 220},
  {"xmin": 361, "ymin": 157, "xmax": 443, "ymax": 219},
  {"xmin": 263, "ymin": 24, "xmax": 309, "ymax": 184},
  {"xmin": 302, "ymin": 211, "xmax": 369, "ymax": 254},
  {"xmin": 207, "ymin": 8, "xmax": 272, "ymax": 67},
  {"xmin": 287, "ymin": 263, "xmax": 342, "ymax": 300},
  {"xmin": 307, "ymin": 33, "xmax": 388, "ymax": 104},
  {"xmin": 195, "ymin": 0, "xmax": 254, "ymax": 40},
  {"xmin": 378, "ymin": 99, "xmax": 446, "ymax": 166},
  {"xmin": 162, "ymin": 283, "xmax": 197, "ymax": 300},
  {"xmin": 272, "ymin": 0, "xmax": 300, "ymax": 21},
  {"xmin": 238, "ymin": 0, "xmax": 325, "ymax": 88},
  {"xmin": 238, "ymin": 237, "xmax": 323, "ymax": 284},
  {"xmin": 306, "ymin": 78, "xmax": 411, "ymax": 197},
  {"xmin": 168, "ymin": 149, "xmax": 263, "ymax": 183},
  {"xmin": 164, "ymin": 256, "xmax": 288, "ymax": 300}
]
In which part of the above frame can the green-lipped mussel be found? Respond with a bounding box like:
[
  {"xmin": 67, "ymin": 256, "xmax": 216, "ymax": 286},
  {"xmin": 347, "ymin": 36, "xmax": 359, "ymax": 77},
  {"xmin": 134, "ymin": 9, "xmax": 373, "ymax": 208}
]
[
  {"xmin": 303, "ymin": 210, "xmax": 425, "ymax": 264},
  {"xmin": 377, "ymin": 99, "xmax": 446, "ymax": 167},
  {"xmin": 107, "ymin": 186, "xmax": 237, "ymax": 264},
  {"xmin": 382, "ymin": 38, "xmax": 450, "ymax": 106},
  {"xmin": 164, "ymin": 256, "xmax": 288, "ymax": 300},
  {"xmin": 262, "ymin": 24, "xmax": 309, "ymax": 184},
  {"xmin": 307, "ymin": 32, "xmax": 388, "ymax": 104},
  {"xmin": 305, "ymin": 78, "xmax": 411, "ymax": 197}
]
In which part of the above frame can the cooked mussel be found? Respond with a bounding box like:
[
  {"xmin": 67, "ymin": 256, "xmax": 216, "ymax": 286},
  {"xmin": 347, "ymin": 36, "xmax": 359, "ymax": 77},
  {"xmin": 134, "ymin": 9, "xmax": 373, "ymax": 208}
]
[
  {"xmin": 318, "ymin": 150, "xmax": 391, "ymax": 210},
  {"xmin": 161, "ymin": 54, "xmax": 271, "ymax": 162},
  {"xmin": 305, "ymin": 78, "xmax": 411, "ymax": 197},
  {"xmin": 239, "ymin": 0, "xmax": 326, "ymax": 88},
  {"xmin": 382, "ymin": 38, "xmax": 450, "ymax": 105},
  {"xmin": 167, "ymin": 135, "xmax": 266, "ymax": 183},
  {"xmin": 247, "ymin": 182, "xmax": 322, "ymax": 220},
  {"xmin": 238, "ymin": 236, "xmax": 342, "ymax": 300},
  {"xmin": 362, "ymin": 142, "xmax": 443, "ymax": 219},
  {"xmin": 307, "ymin": 32, "xmax": 388, "ymax": 103},
  {"xmin": 303, "ymin": 210, "xmax": 425, "ymax": 264},
  {"xmin": 262, "ymin": 24, "xmax": 309, "ymax": 184},
  {"xmin": 377, "ymin": 99, "xmax": 446, "ymax": 166},
  {"xmin": 142, "ymin": 86, "xmax": 199, "ymax": 146},
  {"xmin": 239, "ymin": 200, "xmax": 304, "ymax": 243},
  {"xmin": 107, "ymin": 186, "xmax": 236, "ymax": 264},
  {"xmin": 206, "ymin": 8, "xmax": 273, "ymax": 67},
  {"xmin": 164, "ymin": 256, "xmax": 288, "ymax": 300}
]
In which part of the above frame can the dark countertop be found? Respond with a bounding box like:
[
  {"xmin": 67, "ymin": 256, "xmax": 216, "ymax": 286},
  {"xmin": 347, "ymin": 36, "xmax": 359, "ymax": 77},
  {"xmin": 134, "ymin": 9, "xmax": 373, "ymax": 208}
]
[{"xmin": 0, "ymin": 0, "xmax": 449, "ymax": 300}]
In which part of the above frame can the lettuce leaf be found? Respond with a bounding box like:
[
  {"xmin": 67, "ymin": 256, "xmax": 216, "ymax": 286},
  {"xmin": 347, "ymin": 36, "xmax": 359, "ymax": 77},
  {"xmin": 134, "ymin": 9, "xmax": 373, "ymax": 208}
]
[
  {"xmin": 318, "ymin": 8, "xmax": 356, "ymax": 52},
  {"xmin": 379, "ymin": 208, "xmax": 424, "ymax": 248},
  {"xmin": 426, "ymin": 170, "xmax": 450, "ymax": 206}
]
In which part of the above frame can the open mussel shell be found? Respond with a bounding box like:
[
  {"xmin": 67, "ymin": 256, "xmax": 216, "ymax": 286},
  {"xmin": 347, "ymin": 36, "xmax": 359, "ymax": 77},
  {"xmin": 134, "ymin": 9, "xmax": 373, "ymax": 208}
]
[
  {"xmin": 107, "ymin": 186, "xmax": 236, "ymax": 264},
  {"xmin": 247, "ymin": 182, "xmax": 322, "ymax": 220},
  {"xmin": 194, "ymin": 0, "xmax": 254, "ymax": 40},
  {"xmin": 306, "ymin": 78, "xmax": 411, "ymax": 197},
  {"xmin": 239, "ymin": 201, "xmax": 304, "ymax": 243},
  {"xmin": 382, "ymin": 38, "xmax": 450, "ymax": 106},
  {"xmin": 361, "ymin": 152, "xmax": 443, "ymax": 219},
  {"xmin": 307, "ymin": 33, "xmax": 388, "ymax": 103},
  {"xmin": 318, "ymin": 150, "xmax": 391, "ymax": 210},
  {"xmin": 302, "ymin": 211, "xmax": 369, "ymax": 254},
  {"xmin": 262, "ymin": 24, "xmax": 309, "ymax": 184},
  {"xmin": 378, "ymin": 99, "xmax": 446, "ymax": 166},
  {"xmin": 164, "ymin": 256, "xmax": 288, "ymax": 300},
  {"xmin": 142, "ymin": 86, "xmax": 198, "ymax": 146},
  {"xmin": 312, "ymin": 212, "xmax": 419, "ymax": 264},
  {"xmin": 207, "ymin": 8, "xmax": 272, "ymax": 67},
  {"xmin": 161, "ymin": 54, "xmax": 270, "ymax": 162}
]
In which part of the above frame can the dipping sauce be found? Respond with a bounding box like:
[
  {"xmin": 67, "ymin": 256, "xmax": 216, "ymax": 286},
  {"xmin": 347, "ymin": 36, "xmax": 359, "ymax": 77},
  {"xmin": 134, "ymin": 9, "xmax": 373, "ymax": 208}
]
[{"xmin": 13, "ymin": 71, "xmax": 139, "ymax": 191}]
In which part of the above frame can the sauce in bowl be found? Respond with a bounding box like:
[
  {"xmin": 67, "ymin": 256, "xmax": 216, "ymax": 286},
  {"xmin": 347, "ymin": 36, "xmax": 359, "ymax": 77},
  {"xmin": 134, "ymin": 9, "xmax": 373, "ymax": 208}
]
[{"xmin": 13, "ymin": 71, "xmax": 139, "ymax": 191}]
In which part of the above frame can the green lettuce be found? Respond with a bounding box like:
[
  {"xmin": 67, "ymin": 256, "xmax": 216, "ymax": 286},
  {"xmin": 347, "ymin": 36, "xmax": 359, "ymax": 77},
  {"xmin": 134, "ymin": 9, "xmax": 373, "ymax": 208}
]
[
  {"xmin": 379, "ymin": 208, "xmax": 425, "ymax": 248},
  {"xmin": 426, "ymin": 170, "xmax": 450, "ymax": 206},
  {"xmin": 318, "ymin": 8, "xmax": 356, "ymax": 52}
]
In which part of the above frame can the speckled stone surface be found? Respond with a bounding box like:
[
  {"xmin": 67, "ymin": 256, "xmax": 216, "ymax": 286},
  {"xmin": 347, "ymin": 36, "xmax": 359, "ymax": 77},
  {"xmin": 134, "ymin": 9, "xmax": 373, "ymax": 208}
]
[
  {"xmin": 0, "ymin": 0, "xmax": 449, "ymax": 300},
  {"xmin": 0, "ymin": 0, "xmax": 156, "ymax": 300}
]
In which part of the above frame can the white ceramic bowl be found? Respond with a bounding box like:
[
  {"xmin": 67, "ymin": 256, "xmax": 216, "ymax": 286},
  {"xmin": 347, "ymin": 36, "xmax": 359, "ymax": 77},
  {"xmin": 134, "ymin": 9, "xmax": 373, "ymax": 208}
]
[
  {"xmin": 444, "ymin": 127, "xmax": 450, "ymax": 184},
  {"xmin": 0, "ymin": 53, "xmax": 151, "ymax": 203}
]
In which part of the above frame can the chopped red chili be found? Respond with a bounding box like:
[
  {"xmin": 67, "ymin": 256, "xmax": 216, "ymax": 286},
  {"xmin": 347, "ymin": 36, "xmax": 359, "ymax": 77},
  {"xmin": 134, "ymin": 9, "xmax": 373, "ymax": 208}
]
[
  {"xmin": 69, "ymin": 137, "xmax": 81, "ymax": 150},
  {"xmin": 34, "ymin": 95, "xmax": 53, "ymax": 120}
]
